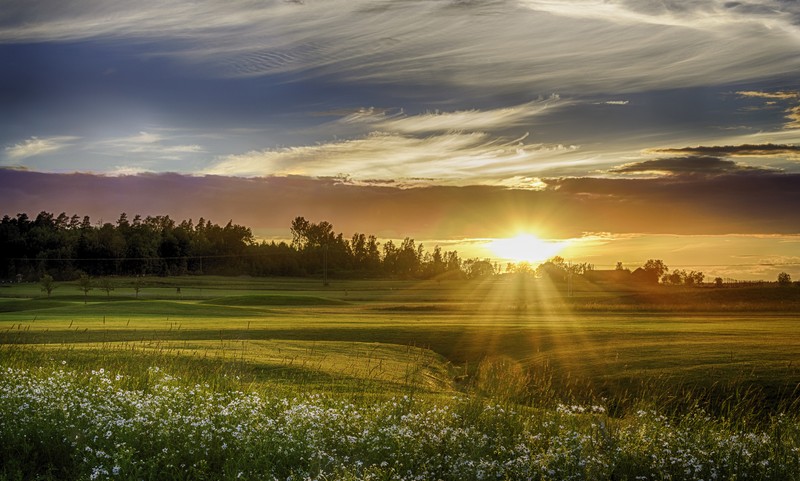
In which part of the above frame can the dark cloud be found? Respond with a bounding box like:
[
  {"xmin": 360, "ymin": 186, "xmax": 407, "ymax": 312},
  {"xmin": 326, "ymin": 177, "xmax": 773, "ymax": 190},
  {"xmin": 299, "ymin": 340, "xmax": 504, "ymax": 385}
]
[
  {"xmin": 2, "ymin": 168, "xmax": 799, "ymax": 239},
  {"xmin": 549, "ymin": 170, "xmax": 800, "ymax": 234},
  {"xmin": 609, "ymin": 156, "xmax": 772, "ymax": 175},
  {"xmin": 648, "ymin": 143, "xmax": 800, "ymax": 158}
]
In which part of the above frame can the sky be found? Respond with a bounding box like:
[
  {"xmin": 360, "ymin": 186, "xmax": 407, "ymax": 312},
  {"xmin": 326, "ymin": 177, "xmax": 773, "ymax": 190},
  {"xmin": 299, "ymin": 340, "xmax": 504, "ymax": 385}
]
[{"xmin": 2, "ymin": 0, "xmax": 800, "ymax": 279}]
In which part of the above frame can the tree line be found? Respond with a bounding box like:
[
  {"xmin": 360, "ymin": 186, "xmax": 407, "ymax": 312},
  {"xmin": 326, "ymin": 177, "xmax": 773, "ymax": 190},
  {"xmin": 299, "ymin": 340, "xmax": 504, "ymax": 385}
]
[
  {"xmin": 0, "ymin": 212, "xmax": 480, "ymax": 281},
  {"xmin": 9, "ymin": 211, "xmax": 765, "ymax": 286}
]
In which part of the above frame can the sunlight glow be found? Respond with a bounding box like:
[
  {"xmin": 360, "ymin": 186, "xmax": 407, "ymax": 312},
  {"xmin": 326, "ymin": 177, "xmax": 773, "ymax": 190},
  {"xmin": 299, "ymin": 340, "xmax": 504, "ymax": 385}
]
[{"xmin": 488, "ymin": 233, "xmax": 567, "ymax": 264}]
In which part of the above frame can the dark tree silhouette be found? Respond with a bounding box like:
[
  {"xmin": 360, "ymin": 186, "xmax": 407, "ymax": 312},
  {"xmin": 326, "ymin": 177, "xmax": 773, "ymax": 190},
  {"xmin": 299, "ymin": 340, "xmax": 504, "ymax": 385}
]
[
  {"xmin": 78, "ymin": 273, "xmax": 92, "ymax": 304},
  {"xmin": 40, "ymin": 274, "xmax": 56, "ymax": 298},
  {"xmin": 642, "ymin": 259, "xmax": 668, "ymax": 283},
  {"xmin": 101, "ymin": 279, "xmax": 115, "ymax": 297}
]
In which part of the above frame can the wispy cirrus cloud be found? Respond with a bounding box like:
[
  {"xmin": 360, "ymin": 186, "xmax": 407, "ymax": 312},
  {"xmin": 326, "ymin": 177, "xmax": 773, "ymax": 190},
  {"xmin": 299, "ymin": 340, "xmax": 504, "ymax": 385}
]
[
  {"xmin": 91, "ymin": 131, "xmax": 205, "ymax": 161},
  {"xmin": 85, "ymin": 131, "xmax": 208, "ymax": 175},
  {"xmin": 205, "ymin": 130, "xmax": 579, "ymax": 184},
  {"xmin": 372, "ymin": 96, "xmax": 567, "ymax": 134},
  {"xmin": 206, "ymin": 99, "xmax": 581, "ymax": 183},
  {"xmin": 4, "ymin": 136, "xmax": 79, "ymax": 161},
  {"xmin": 2, "ymin": 1, "xmax": 799, "ymax": 94},
  {"xmin": 3, "ymin": 130, "xmax": 207, "ymax": 173},
  {"xmin": 521, "ymin": 0, "xmax": 800, "ymax": 28}
]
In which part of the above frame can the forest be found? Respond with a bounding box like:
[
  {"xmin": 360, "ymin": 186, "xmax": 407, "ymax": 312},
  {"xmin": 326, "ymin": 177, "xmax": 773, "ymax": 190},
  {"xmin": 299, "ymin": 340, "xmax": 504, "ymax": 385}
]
[{"xmin": 0, "ymin": 212, "xmax": 477, "ymax": 281}]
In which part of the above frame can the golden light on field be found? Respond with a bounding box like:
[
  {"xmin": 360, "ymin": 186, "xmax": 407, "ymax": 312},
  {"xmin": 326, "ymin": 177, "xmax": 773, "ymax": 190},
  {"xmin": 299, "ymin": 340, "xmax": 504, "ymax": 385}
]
[{"xmin": 487, "ymin": 233, "xmax": 567, "ymax": 264}]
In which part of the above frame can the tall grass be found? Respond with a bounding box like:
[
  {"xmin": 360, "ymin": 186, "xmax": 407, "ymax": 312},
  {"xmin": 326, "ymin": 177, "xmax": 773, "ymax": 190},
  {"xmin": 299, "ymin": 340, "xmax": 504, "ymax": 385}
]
[{"xmin": 2, "ymin": 351, "xmax": 799, "ymax": 481}]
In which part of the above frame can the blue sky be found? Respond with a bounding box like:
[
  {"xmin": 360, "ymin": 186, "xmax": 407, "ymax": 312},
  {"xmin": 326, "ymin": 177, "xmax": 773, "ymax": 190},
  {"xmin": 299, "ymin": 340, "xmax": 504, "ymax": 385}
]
[{"xmin": 2, "ymin": 0, "xmax": 800, "ymax": 278}]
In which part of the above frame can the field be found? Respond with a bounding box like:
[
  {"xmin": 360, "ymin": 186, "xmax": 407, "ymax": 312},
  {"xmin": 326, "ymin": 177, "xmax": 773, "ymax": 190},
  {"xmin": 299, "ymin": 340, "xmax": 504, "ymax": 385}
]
[{"xmin": 2, "ymin": 276, "xmax": 800, "ymax": 480}]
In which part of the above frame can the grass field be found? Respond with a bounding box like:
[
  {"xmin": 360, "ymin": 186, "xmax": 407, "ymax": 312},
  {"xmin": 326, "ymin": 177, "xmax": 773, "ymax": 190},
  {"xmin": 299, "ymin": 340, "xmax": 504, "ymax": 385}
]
[
  {"xmin": 2, "ymin": 276, "xmax": 799, "ymax": 406},
  {"xmin": 1, "ymin": 275, "xmax": 799, "ymax": 480}
]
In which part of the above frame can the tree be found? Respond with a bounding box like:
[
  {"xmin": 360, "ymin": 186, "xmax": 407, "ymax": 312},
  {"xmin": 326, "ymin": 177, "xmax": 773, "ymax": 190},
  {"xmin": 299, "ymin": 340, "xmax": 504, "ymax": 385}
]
[
  {"xmin": 101, "ymin": 278, "xmax": 115, "ymax": 297},
  {"xmin": 290, "ymin": 216, "xmax": 311, "ymax": 250},
  {"xmin": 663, "ymin": 269, "xmax": 685, "ymax": 285},
  {"xmin": 382, "ymin": 240, "xmax": 398, "ymax": 275},
  {"xmin": 464, "ymin": 258, "xmax": 495, "ymax": 279},
  {"xmin": 714, "ymin": 277, "xmax": 723, "ymax": 287},
  {"xmin": 778, "ymin": 272, "xmax": 792, "ymax": 286},
  {"xmin": 78, "ymin": 273, "xmax": 92, "ymax": 304},
  {"xmin": 133, "ymin": 277, "xmax": 143, "ymax": 298},
  {"xmin": 535, "ymin": 258, "xmax": 566, "ymax": 281},
  {"xmin": 642, "ymin": 259, "xmax": 668, "ymax": 282},
  {"xmin": 40, "ymin": 274, "xmax": 56, "ymax": 298},
  {"xmin": 396, "ymin": 238, "xmax": 420, "ymax": 278},
  {"xmin": 687, "ymin": 270, "xmax": 704, "ymax": 286},
  {"xmin": 512, "ymin": 261, "xmax": 535, "ymax": 276}
]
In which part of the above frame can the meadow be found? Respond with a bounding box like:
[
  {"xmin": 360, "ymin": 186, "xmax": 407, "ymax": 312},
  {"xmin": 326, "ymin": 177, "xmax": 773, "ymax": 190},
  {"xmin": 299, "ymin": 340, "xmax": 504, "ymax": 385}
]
[{"xmin": 1, "ymin": 275, "xmax": 799, "ymax": 480}]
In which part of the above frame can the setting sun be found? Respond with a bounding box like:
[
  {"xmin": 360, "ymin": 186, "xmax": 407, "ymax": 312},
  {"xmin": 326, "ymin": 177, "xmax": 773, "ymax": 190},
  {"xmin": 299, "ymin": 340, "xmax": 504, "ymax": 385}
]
[{"xmin": 487, "ymin": 233, "xmax": 567, "ymax": 264}]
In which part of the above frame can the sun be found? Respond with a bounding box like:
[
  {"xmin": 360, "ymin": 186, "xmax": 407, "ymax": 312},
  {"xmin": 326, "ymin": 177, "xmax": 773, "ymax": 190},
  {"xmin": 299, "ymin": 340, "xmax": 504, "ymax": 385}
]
[{"xmin": 487, "ymin": 233, "xmax": 566, "ymax": 264}]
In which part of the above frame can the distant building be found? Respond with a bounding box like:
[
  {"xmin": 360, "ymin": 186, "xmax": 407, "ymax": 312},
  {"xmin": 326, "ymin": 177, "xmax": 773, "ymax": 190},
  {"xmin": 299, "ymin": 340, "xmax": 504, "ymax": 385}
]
[
  {"xmin": 631, "ymin": 267, "xmax": 659, "ymax": 284},
  {"xmin": 583, "ymin": 267, "xmax": 660, "ymax": 285},
  {"xmin": 583, "ymin": 269, "xmax": 631, "ymax": 284}
]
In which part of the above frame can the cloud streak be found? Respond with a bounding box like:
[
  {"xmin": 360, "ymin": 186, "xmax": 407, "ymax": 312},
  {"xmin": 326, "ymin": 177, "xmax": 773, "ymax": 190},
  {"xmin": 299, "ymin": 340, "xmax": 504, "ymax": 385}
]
[
  {"xmin": 2, "ymin": 1, "xmax": 799, "ymax": 94},
  {"xmin": 736, "ymin": 91, "xmax": 800, "ymax": 100},
  {"xmin": 4, "ymin": 136, "xmax": 79, "ymax": 161},
  {"xmin": 372, "ymin": 96, "xmax": 567, "ymax": 134},
  {"xmin": 92, "ymin": 131, "xmax": 205, "ymax": 160},
  {"xmin": 647, "ymin": 143, "xmax": 800, "ymax": 159},
  {"xmin": 609, "ymin": 156, "xmax": 774, "ymax": 176},
  {"xmin": 205, "ymin": 131, "xmax": 579, "ymax": 184},
  {"xmin": 205, "ymin": 98, "xmax": 584, "ymax": 183}
]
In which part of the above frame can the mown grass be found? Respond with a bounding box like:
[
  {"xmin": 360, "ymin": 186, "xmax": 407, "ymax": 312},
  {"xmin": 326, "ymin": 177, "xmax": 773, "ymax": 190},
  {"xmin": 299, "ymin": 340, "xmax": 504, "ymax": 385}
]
[
  {"xmin": 1, "ymin": 276, "xmax": 799, "ymax": 479},
  {"xmin": 202, "ymin": 294, "xmax": 350, "ymax": 307},
  {"xmin": 2, "ymin": 277, "xmax": 799, "ymax": 410}
]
